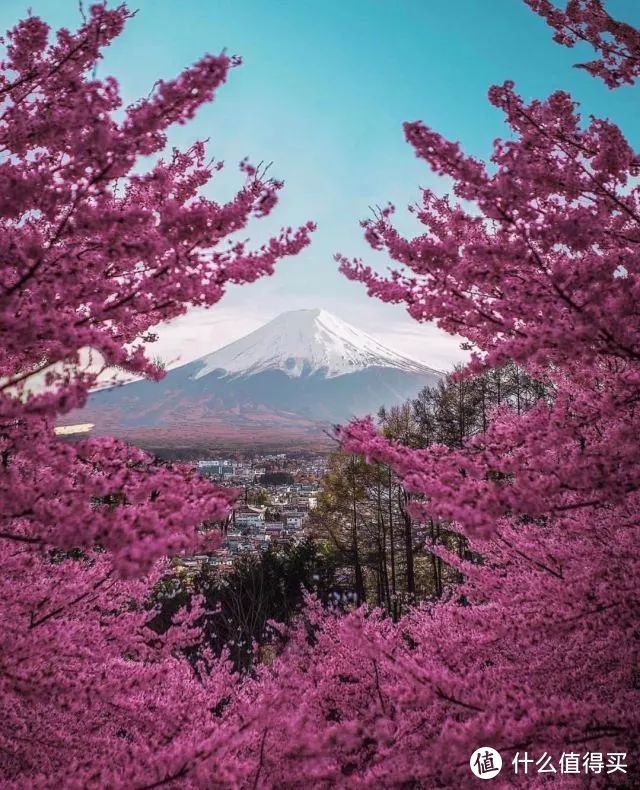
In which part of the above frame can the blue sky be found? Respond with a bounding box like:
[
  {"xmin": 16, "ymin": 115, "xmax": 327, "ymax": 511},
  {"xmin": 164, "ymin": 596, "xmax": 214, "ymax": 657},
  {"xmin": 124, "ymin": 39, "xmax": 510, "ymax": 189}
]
[{"xmin": 3, "ymin": 0, "xmax": 639, "ymax": 369}]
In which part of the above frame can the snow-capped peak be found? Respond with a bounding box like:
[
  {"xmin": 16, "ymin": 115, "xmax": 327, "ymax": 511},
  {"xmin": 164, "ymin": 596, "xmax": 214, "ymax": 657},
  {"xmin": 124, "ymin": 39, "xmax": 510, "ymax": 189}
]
[{"xmin": 193, "ymin": 308, "xmax": 438, "ymax": 380}]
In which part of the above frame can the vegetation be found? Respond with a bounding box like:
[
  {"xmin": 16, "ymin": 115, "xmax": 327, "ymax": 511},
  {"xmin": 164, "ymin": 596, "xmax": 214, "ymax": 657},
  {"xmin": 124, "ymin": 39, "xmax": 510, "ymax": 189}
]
[
  {"xmin": 151, "ymin": 540, "xmax": 337, "ymax": 672},
  {"xmin": 312, "ymin": 362, "xmax": 546, "ymax": 616},
  {"xmin": 2, "ymin": 1, "xmax": 638, "ymax": 786}
]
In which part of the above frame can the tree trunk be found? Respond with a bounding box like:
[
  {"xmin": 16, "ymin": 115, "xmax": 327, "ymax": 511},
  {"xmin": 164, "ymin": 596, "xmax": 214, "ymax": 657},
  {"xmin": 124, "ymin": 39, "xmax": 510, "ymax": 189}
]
[
  {"xmin": 351, "ymin": 457, "xmax": 365, "ymax": 604},
  {"xmin": 387, "ymin": 467, "xmax": 398, "ymax": 618},
  {"xmin": 399, "ymin": 488, "xmax": 415, "ymax": 599},
  {"xmin": 429, "ymin": 517, "xmax": 443, "ymax": 598},
  {"xmin": 377, "ymin": 475, "xmax": 391, "ymax": 611}
]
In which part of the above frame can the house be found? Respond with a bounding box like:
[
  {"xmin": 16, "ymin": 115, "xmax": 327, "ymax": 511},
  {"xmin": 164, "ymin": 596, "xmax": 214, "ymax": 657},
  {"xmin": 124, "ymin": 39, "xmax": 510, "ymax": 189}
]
[
  {"xmin": 264, "ymin": 522, "xmax": 285, "ymax": 539},
  {"xmin": 233, "ymin": 505, "xmax": 265, "ymax": 529},
  {"xmin": 197, "ymin": 459, "xmax": 235, "ymax": 478},
  {"xmin": 283, "ymin": 512, "xmax": 305, "ymax": 530}
]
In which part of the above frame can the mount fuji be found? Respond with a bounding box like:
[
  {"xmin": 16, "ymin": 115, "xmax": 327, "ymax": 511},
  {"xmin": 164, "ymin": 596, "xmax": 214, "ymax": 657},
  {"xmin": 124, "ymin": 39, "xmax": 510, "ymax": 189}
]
[
  {"xmin": 65, "ymin": 309, "xmax": 442, "ymax": 449},
  {"xmin": 193, "ymin": 308, "xmax": 431, "ymax": 380}
]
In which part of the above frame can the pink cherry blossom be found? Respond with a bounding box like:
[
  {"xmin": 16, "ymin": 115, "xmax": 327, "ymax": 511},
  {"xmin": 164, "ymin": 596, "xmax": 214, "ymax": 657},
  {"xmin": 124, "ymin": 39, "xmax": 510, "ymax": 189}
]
[
  {"xmin": 0, "ymin": 5, "xmax": 313, "ymax": 785},
  {"xmin": 2, "ymin": 1, "xmax": 638, "ymax": 787},
  {"xmin": 526, "ymin": 0, "xmax": 640, "ymax": 87}
]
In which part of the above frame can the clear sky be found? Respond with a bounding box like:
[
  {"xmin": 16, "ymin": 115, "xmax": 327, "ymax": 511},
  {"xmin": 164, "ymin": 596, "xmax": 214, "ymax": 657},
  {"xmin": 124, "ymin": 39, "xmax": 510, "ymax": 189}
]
[{"xmin": 3, "ymin": 1, "xmax": 639, "ymax": 370}]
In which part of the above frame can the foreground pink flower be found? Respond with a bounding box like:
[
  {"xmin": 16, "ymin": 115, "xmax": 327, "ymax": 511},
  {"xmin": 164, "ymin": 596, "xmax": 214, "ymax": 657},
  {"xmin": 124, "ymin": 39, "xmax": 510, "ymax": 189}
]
[
  {"xmin": 526, "ymin": 0, "xmax": 640, "ymax": 87},
  {"xmin": 0, "ymin": 5, "xmax": 312, "ymax": 784},
  {"xmin": 329, "ymin": 0, "xmax": 640, "ymax": 783}
]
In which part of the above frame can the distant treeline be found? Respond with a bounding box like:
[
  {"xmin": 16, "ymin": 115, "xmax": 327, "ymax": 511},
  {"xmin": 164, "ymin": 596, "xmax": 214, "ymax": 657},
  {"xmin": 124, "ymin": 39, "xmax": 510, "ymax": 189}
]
[{"xmin": 311, "ymin": 361, "xmax": 547, "ymax": 618}]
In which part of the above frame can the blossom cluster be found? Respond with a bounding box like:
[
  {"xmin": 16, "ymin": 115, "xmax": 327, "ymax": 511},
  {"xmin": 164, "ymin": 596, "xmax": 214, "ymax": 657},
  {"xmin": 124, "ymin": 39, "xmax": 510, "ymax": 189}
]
[{"xmin": 526, "ymin": 0, "xmax": 640, "ymax": 86}]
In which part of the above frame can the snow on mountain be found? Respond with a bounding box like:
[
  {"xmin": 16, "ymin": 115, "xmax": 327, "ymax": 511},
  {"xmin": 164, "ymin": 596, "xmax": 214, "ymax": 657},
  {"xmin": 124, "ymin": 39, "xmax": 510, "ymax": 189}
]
[
  {"xmin": 193, "ymin": 308, "xmax": 437, "ymax": 380},
  {"xmin": 62, "ymin": 308, "xmax": 443, "ymax": 448}
]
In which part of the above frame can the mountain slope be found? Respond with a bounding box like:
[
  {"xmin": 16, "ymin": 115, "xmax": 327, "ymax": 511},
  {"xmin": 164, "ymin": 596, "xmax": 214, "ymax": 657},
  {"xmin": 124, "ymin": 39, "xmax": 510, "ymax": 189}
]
[{"xmin": 63, "ymin": 309, "xmax": 442, "ymax": 448}]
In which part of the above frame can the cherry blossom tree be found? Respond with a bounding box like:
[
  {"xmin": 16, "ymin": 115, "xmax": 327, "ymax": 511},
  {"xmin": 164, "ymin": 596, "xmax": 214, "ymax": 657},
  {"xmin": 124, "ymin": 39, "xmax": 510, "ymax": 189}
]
[
  {"xmin": 0, "ymin": 4, "xmax": 311, "ymax": 784},
  {"xmin": 525, "ymin": 0, "xmax": 640, "ymax": 86},
  {"xmin": 324, "ymin": 0, "xmax": 640, "ymax": 783}
]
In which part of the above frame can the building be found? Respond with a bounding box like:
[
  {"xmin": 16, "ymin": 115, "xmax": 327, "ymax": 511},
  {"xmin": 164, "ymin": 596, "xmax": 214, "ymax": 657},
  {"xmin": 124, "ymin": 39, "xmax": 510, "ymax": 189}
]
[
  {"xmin": 197, "ymin": 459, "xmax": 235, "ymax": 478},
  {"xmin": 233, "ymin": 505, "xmax": 265, "ymax": 529}
]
